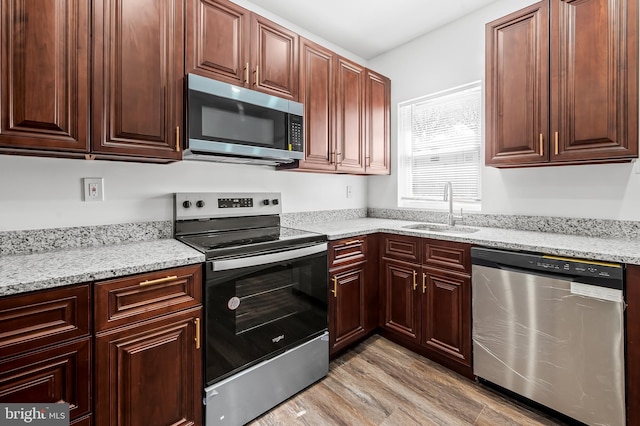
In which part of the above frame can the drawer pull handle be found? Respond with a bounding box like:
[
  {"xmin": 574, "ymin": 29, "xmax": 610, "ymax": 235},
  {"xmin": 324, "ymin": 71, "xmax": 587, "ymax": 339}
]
[
  {"xmin": 139, "ymin": 275, "xmax": 178, "ymax": 286},
  {"xmin": 413, "ymin": 270, "xmax": 417, "ymax": 290},
  {"xmin": 343, "ymin": 240, "xmax": 362, "ymax": 246},
  {"xmin": 194, "ymin": 318, "xmax": 201, "ymax": 349},
  {"xmin": 331, "ymin": 276, "xmax": 338, "ymax": 298}
]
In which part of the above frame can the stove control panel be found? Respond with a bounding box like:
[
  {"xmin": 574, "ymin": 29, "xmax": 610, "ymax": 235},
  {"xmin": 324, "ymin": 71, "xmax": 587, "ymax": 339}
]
[{"xmin": 175, "ymin": 192, "xmax": 282, "ymax": 220}]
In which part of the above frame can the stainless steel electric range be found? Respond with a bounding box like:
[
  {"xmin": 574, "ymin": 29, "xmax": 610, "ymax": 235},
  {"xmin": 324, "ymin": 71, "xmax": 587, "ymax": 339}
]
[{"xmin": 174, "ymin": 192, "xmax": 329, "ymax": 426}]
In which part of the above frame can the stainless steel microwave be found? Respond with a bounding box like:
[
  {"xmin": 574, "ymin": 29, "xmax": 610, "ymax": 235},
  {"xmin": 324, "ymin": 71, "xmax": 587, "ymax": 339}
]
[{"xmin": 184, "ymin": 73, "xmax": 304, "ymax": 165}]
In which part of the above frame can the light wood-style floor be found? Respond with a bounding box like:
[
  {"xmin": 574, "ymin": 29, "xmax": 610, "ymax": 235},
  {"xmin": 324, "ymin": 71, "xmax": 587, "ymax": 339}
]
[{"xmin": 249, "ymin": 335, "xmax": 566, "ymax": 426}]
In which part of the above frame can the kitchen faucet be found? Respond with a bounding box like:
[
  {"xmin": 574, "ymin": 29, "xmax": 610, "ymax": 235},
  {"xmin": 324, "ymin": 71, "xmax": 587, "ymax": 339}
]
[{"xmin": 443, "ymin": 182, "xmax": 462, "ymax": 226}]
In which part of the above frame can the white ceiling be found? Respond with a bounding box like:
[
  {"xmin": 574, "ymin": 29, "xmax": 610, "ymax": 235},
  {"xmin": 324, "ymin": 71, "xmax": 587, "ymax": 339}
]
[{"xmin": 249, "ymin": 0, "xmax": 499, "ymax": 60}]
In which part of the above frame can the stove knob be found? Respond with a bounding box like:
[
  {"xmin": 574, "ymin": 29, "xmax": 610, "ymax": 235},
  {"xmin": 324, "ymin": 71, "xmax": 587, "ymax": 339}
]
[
  {"xmin": 196, "ymin": 200, "xmax": 205, "ymax": 208},
  {"xmin": 272, "ymin": 199, "xmax": 279, "ymax": 205},
  {"xmin": 182, "ymin": 201, "xmax": 192, "ymax": 208},
  {"xmin": 262, "ymin": 199, "xmax": 270, "ymax": 206}
]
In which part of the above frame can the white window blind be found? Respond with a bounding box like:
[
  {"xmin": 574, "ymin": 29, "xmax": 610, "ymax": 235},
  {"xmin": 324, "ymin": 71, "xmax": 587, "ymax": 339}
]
[{"xmin": 398, "ymin": 82, "xmax": 481, "ymax": 208}]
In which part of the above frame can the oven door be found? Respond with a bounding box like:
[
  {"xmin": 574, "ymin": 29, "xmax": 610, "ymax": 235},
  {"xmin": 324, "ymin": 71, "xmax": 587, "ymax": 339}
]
[{"xmin": 204, "ymin": 243, "xmax": 328, "ymax": 386}]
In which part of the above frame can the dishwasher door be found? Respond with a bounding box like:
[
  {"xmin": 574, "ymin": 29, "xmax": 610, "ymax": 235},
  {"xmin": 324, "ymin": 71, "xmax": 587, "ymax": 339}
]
[{"xmin": 472, "ymin": 257, "xmax": 625, "ymax": 426}]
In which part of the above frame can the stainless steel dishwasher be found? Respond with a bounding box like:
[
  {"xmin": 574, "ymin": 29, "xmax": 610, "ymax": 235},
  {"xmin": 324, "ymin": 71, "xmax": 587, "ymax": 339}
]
[{"xmin": 472, "ymin": 247, "xmax": 625, "ymax": 426}]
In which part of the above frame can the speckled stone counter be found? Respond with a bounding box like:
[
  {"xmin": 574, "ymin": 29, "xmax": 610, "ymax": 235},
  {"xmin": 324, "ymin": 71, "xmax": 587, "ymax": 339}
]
[
  {"xmin": 0, "ymin": 239, "xmax": 204, "ymax": 297},
  {"xmin": 294, "ymin": 218, "xmax": 640, "ymax": 265}
]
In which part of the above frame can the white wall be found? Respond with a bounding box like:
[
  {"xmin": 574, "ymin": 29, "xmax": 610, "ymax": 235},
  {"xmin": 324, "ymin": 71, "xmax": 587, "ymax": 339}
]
[
  {"xmin": 367, "ymin": 0, "xmax": 640, "ymax": 221},
  {"xmin": 0, "ymin": 155, "xmax": 366, "ymax": 231}
]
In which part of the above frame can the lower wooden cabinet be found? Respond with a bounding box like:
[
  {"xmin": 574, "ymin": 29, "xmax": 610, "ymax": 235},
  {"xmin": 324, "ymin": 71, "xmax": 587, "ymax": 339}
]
[
  {"xmin": 95, "ymin": 307, "xmax": 202, "ymax": 426},
  {"xmin": 381, "ymin": 258, "xmax": 420, "ymax": 342},
  {"xmin": 0, "ymin": 337, "xmax": 92, "ymax": 421},
  {"xmin": 0, "ymin": 283, "xmax": 92, "ymax": 422},
  {"xmin": 328, "ymin": 235, "xmax": 378, "ymax": 356},
  {"xmin": 421, "ymin": 268, "xmax": 471, "ymax": 368},
  {"xmin": 380, "ymin": 234, "xmax": 473, "ymax": 377}
]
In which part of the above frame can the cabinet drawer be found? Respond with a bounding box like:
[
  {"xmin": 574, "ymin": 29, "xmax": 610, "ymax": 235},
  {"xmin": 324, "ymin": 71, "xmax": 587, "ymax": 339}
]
[
  {"xmin": 382, "ymin": 234, "xmax": 420, "ymax": 263},
  {"xmin": 0, "ymin": 337, "xmax": 92, "ymax": 421},
  {"xmin": 0, "ymin": 284, "xmax": 91, "ymax": 359},
  {"xmin": 94, "ymin": 264, "xmax": 202, "ymax": 332},
  {"xmin": 422, "ymin": 239, "xmax": 471, "ymax": 273},
  {"xmin": 330, "ymin": 236, "xmax": 367, "ymax": 268}
]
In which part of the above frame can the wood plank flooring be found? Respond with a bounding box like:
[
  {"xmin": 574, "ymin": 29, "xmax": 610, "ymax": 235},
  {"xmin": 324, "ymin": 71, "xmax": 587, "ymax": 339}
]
[{"xmin": 249, "ymin": 335, "xmax": 566, "ymax": 426}]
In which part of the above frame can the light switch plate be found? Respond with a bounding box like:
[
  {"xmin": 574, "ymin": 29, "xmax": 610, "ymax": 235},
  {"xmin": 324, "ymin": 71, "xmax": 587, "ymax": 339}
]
[{"xmin": 83, "ymin": 177, "xmax": 104, "ymax": 201}]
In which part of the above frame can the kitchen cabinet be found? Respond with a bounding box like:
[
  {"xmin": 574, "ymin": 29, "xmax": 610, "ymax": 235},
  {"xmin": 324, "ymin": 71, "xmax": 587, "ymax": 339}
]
[
  {"xmin": 485, "ymin": 0, "xmax": 638, "ymax": 167},
  {"xmin": 0, "ymin": 0, "xmax": 90, "ymax": 155},
  {"xmin": 627, "ymin": 265, "xmax": 640, "ymax": 425},
  {"xmin": 328, "ymin": 235, "xmax": 378, "ymax": 356},
  {"xmin": 380, "ymin": 234, "xmax": 473, "ymax": 377},
  {"xmin": 335, "ymin": 57, "xmax": 366, "ymax": 173},
  {"xmin": 92, "ymin": 0, "xmax": 184, "ymax": 161},
  {"xmin": 187, "ymin": 0, "xmax": 299, "ymax": 100},
  {"xmin": 0, "ymin": 284, "xmax": 92, "ymax": 422},
  {"xmin": 293, "ymin": 39, "xmax": 391, "ymax": 175},
  {"xmin": 364, "ymin": 70, "xmax": 391, "ymax": 174},
  {"xmin": 94, "ymin": 264, "xmax": 202, "ymax": 426}
]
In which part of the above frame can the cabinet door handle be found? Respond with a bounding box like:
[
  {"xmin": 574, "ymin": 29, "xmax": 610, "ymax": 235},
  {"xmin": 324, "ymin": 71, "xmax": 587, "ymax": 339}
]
[
  {"xmin": 539, "ymin": 133, "xmax": 543, "ymax": 156},
  {"xmin": 255, "ymin": 65, "xmax": 259, "ymax": 86},
  {"xmin": 422, "ymin": 273, "xmax": 427, "ymax": 294},
  {"xmin": 175, "ymin": 126, "xmax": 181, "ymax": 152},
  {"xmin": 554, "ymin": 131, "xmax": 559, "ymax": 155},
  {"xmin": 244, "ymin": 62, "xmax": 249, "ymax": 83},
  {"xmin": 412, "ymin": 270, "xmax": 417, "ymax": 290},
  {"xmin": 331, "ymin": 276, "xmax": 338, "ymax": 298},
  {"xmin": 194, "ymin": 318, "xmax": 201, "ymax": 349},
  {"xmin": 337, "ymin": 152, "xmax": 343, "ymax": 165},
  {"xmin": 139, "ymin": 275, "xmax": 178, "ymax": 286}
]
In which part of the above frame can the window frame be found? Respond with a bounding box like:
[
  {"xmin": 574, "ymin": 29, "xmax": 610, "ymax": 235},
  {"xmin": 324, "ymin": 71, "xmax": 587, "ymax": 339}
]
[{"xmin": 397, "ymin": 81, "xmax": 482, "ymax": 212}]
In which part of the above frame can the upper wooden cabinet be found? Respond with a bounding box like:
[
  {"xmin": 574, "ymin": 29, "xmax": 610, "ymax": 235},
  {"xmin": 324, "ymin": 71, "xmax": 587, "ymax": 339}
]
[
  {"xmin": 486, "ymin": 0, "xmax": 638, "ymax": 167},
  {"xmin": 294, "ymin": 38, "xmax": 391, "ymax": 175},
  {"xmin": 92, "ymin": 0, "xmax": 184, "ymax": 160},
  {"xmin": 187, "ymin": 0, "xmax": 299, "ymax": 100},
  {"xmin": 0, "ymin": 0, "xmax": 90, "ymax": 154},
  {"xmin": 365, "ymin": 70, "xmax": 391, "ymax": 174}
]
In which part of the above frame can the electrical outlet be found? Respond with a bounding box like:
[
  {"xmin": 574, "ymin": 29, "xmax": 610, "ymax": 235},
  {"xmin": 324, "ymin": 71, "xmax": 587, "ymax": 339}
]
[
  {"xmin": 346, "ymin": 185, "xmax": 353, "ymax": 199},
  {"xmin": 83, "ymin": 178, "xmax": 104, "ymax": 202}
]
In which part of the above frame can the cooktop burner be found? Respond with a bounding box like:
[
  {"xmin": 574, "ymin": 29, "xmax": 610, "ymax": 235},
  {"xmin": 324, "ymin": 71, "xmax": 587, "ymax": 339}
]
[{"xmin": 174, "ymin": 192, "xmax": 327, "ymax": 260}]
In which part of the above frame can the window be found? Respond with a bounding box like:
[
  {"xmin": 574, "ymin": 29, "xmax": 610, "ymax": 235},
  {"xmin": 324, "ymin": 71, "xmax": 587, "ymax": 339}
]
[{"xmin": 398, "ymin": 81, "xmax": 482, "ymax": 210}]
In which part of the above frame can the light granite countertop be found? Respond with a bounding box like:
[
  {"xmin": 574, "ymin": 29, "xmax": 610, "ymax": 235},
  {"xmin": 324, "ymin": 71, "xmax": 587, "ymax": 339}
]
[
  {"xmin": 294, "ymin": 218, "xmax": 640, "ymax": 265},
  {"xmin": 0, "ymin": 239, "xmax": 205, "ymax": 297},
  {"xmin": 3, "ymin": 217, "xmax": 640, "ymax": 297}
]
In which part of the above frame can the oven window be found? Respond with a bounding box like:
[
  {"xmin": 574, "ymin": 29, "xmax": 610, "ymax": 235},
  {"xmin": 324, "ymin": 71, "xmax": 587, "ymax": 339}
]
[
  {"xmin": 204, "ymin": 251, "xmax": 327, "ymax": 385},
  {"xmin": 189, "ymin": 90, "xmax": 286, "ymax": 149}
]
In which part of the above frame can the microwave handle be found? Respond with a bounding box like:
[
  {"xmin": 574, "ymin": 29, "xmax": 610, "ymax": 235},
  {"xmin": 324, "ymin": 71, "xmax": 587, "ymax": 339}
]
[{"xmin": 211, "ymin": 243, "xmax": 327, "ymax": 271}]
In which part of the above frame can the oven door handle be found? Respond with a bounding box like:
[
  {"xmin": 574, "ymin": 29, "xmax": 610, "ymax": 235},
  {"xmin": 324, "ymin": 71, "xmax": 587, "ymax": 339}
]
[{"xmin": 211, "ymin": 243, "xmax": 328, "ymax": 271}]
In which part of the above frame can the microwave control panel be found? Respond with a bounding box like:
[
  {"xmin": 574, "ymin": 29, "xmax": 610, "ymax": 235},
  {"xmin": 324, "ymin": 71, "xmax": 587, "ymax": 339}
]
[{"xmin": 289, "ymin": 115, "xmax": 303, "ymax": 152}]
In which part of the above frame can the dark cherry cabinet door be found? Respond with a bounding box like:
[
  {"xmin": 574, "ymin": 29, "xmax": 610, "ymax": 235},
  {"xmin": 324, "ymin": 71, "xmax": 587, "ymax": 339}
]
[
  {"xmin": 335, "ymin": 57, "xmax": 366, "ymax": 173},
  {"xmin": 364, "ymin": 70, "xmax": 391, "ymax": 174},
  {"xmin": 92, "ymin": 0, "xmax": 184, "ymax": 160},
  {"xmin": 381, "ymin": 258, "xmax": 420, "ymax": 343},
  {"xmin": 485, "ymin": 2, "xmax": 549, "ymax": 166},
  {"xmin": 550, "ymin": 0, "xmax": 638, "ymax": 162},
  {"xmin": 627, "ymin": 265, "xmax": 640, "ymax": 426},
  {"xmin": 186, "ymin": 0, "xmax": 250, "ymax": 86},
  {"xmin": 251, "ymin": 15, "xmax": 299, "ymax": 100},
  {"xmin": 0, "ymin": 338, "xmax": 92, "ymax": 421},
  {"xmin": 298, "ymin": 37, "xmax": 336, "ymax": 171},
  {"xmin": 329, "ymin": 264, "xmax": 367, "ymax": 355},
  {"xmin": 421, "ymin": 268, "xmax": 471, "ymax": 368},
  {"xmin": 95, "ymin": 307, "xmax": 202, "ymax": 426},
  {"xmin": 0, "ymin": 0, "xmax": 90, "ymax": 152}
]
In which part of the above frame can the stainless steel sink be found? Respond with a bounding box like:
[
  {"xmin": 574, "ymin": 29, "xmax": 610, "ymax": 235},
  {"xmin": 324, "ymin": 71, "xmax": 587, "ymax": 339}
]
[{"xmin": 403, "ymin": 223, "xmax": 480, "ymax": 234}]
